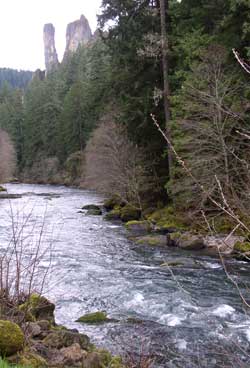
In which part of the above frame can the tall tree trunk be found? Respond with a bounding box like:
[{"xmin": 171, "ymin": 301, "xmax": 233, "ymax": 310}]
[{"xmin": 159, "ymin": 0, "xmax": 172, "ymax": 178}]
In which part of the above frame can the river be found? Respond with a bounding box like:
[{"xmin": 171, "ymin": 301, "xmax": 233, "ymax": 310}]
[{"xmin": 1, "ymin": 184, "xmax": 250, "ymax": 367}]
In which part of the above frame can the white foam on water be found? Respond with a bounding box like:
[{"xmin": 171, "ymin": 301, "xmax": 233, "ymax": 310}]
[
  {"xmin": 159, "ymin": 313, "xmax": 183, "ymax": 326},
  {"xmin": 203, "ymin": 261, "xmax": 221, "ymax": 269},
  {"xmin": 245, "ymin": 329, "xmax": 250, "ymax": 342},
  {"xmin": 176, "ymin": 339, "xmax": 187, "ymax": 351},
  {"xmin": 126, "ymin": 292, "xmax": 145, "ymax": 308},
  {"xmin": 212, "ymin": 304, "xmax": 235, "ymax": 317}
]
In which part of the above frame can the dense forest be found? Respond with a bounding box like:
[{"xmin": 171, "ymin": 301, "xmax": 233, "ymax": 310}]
[
  {"xmin": 0, "ymin": 0, "xmax": 250, "ymax": 231},
  {"xmin": 0, "ymin": 68, "xmax": 32, "ymax": 90}
]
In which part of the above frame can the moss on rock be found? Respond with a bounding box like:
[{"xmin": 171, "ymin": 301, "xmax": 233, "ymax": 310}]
[
  {"xmin": 147, "ymin": 206, "xmax": 187, "ymax": 231},
  {"xmin": 104, "ymin": 207, "xmax": 121, "ymax": 221},
  {"xmin": 234, "ymin": 241, "xmax": 250, "ymax": 253},
  {"xmin": 120, "ymin": 205, "xmax": 141, "ymax": 222},
  {"xmin": 0, "ymin": 186, "xmax": 6, "ymax": 192},
  {"xmin": 103, "ymin": 196, "xmax": 124, "ymax": 211},
  {"xmin": 76, "ymin": 311, "xmax": 110, "ymax": 324},
  {"xmin": 19, "ymin": 294, "xmax": 55, "ymax": 323},
  {"xmin": 0, "ymin": 320, "xmax": 24, "ymax": 356},
  {"xmin": 18, "ymin": 352, "xmax": 47, "ymax": 368},
  {"xmin": 135, "ymin": 235, "xmax": 166, "ymax": 246}
]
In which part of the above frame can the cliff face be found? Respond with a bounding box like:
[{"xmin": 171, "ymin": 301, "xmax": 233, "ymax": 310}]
[
  {"xmin": 43, "ymin": 24, "xmax": 59, "ymax": 72},
  {"xmin": 64, "ymin": 15, "xmax": 92, "ymax": 57}
]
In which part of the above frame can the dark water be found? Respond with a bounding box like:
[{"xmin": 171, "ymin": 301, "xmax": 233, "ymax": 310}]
[{"xmin": 1, "ymin": 184, "xmax": 250, "ymax": 367}]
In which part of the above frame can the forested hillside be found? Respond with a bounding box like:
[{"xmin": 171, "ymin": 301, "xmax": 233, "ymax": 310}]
[
  {"xmin": 0, "ymin": 0, "xmax": 250, "ymax": 230},
  {"xmin": 0, "ymin": 68, "xmax": 32, "ymax": 90}
]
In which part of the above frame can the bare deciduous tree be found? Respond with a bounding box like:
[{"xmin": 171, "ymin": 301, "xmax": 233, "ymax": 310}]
[
  {"xmin": 0, "ymin": 129, "xmax": 16, "ymax": 183},
  {"xmin": 83, "ymin": 117, "xmax": 148, "ymax": 210}
]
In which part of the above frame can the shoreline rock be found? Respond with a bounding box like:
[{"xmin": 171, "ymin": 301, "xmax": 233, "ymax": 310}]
[{"xmin": 1, "ymin": 294, "xmax": 124, "ymax": 368}]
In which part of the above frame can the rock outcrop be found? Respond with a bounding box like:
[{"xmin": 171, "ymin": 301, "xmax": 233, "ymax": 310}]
[
  {"xmin": 64, "ymin": 15, "xmax": 92, "ymax": 58},
  {"xmin": 43, "ymin": 23, "xmax": 59, "ymax": 73}
]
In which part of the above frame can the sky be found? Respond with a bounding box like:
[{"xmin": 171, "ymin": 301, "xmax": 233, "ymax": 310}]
[{"xmin": 0, "ymin": 0, "xmax": 102, "ymax": 71}]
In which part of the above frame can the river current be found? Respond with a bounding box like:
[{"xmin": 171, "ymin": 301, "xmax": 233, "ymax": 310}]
[{"xmin": 1, "ymin": 184, "xmax": 250, "ymax": 367}]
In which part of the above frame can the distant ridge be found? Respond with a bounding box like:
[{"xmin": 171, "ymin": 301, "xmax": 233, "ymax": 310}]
[{"xmin": 0, "ymin": 68, "xmax": 33, "ymax": 90}]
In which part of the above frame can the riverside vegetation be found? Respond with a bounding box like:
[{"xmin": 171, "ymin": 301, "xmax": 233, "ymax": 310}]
[{"xmin": 1, "ymin": 0, "xmax": 250, "ymax": 367}]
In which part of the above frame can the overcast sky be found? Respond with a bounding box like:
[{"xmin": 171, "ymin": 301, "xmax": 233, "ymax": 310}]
[{"xmin": 0, "ymin": 0, "xmax": 102, "ymax": 71}]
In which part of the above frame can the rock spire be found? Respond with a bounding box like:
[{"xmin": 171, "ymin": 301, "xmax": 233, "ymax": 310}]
[
  {"xmin": 43, "ymin": 23, "xmax": 59, "ymax": 73},
  {"xmin": 64, "ymin": 15, "xmax": 92, "ymax": 57}
]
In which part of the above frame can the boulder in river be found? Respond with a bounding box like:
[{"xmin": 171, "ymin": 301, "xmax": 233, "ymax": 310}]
[
  {"xmin": 167, "ymin": 232, "xmax": 205, "ymax": 250},
  {"xmin": 82, "ymin": 204, "xmax": 102, "ymax": 211},
  {"xmin": 0, "ymin": 193, "xmax": 22, "ymax": 199},
  {"xmin": 104, "ymin": 208, "xmax": 121, "ymax": 221},
  {"xmin": 135, "ymin": 235, "xmax": 167, "ymax": 246},
  {"xmin": 125, "ymin": 220, "xmax": 152, "ymax": 236},
  {"xmin": 76, "ymin": 311, "xmax": 114, "ymax": 324}
]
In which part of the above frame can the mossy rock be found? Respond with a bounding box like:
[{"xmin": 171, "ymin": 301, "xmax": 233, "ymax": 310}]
[
  {"xmin": 19, "ymin": 294, "xmax": 55, "ymax": 323},
  {"xmin": 178, "ymin": 234, "xmax": 205, "ymax": 250},
  {"xmin": 125, "ymin": 220, "xmax": 152, "ymax": 236},
  {"xmin": 82, "ymin": 204, "xmax": 102, "ymax": 211},
  {"xmin": 86, "ymin": 209, "xmax": 102, "ymax": 216},
  {"xmin": 104, "ymin": 208, "xmax": 121, "ymax": 221},
  {"xmin": 147, "ymin": 206, "xmax": 187, "ymax": 231},
  {"xmin": 120, "ymin": 205, "xmax": 141, "ymax": 222},
  {"xmin": 160, "ymin": 261, "xmax": 184, "ymax": 267},
  {"xmin": 0, "ymin": 186, "xmax": 7, "ymax": 192},
  {"xmin": 43, "ymin": 330, "xmax": 90, "ymax": 349},
  {"xmin": 94, "ymin": 349, "xmax": 124, "ymax": 368},
  {"xmin": 18, "ymin": 352, "xmax": 47, "ymax": 368},
  {"xmin": 0, "ymin": 320, "xmax": 24, "ymax": 356},
  {"xmin": 76, "ymin": 311, "xmax": 112, "ymax": 324},
  {"xmin": 103, "ymin": 196, "xmax": 124, "ymax": 211},
  {"xmin": 234, "ymin": 241, "xmax": 250, "ymax": 253},
  {"xmin": 135, "ymin": 235, "xmax": 166, "ymax": 246}
]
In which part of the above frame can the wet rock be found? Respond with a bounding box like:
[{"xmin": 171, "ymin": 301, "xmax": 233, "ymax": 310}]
[
  {"xmin": 120, "ymin": 205, "xmax": 141, "ymax": 222},
  {"xmin": 178, "ymin": 234, "xmax": 205, "ymax": 250},
  {"xmin": 82, "ymin": 204, "xmax": 101, "ymax": 211},
  {"xmin": 160, "ymin": 258, "xmax": 204, "ymax": 269},
  {"xmin": 0, "ymin": 320, "xmax": 24, "ymax": 356},
  {"xmin": 167, "ymin": 232, "xmax": 205, "ymax": 250},
  {"xmin": 104, "ymin": 208, "xmax": 121, "ymax": 221},
  {"xmin": 76, "ymin": 311, "xmax": 113, "ymax": 324},
  {"xmin": 103, "ymin": 196, "xmax": 124, "ymax": 211},
  {"xmin": 0, "ymin": 185, "xmax": 6, "ymax": 192},
  {"xmin": 0, "ymin": 193, "xmax": 22, "ymax": 199},
  {"xmin": 86, "ymin": 209, "xmax": 102, "ymax": 216},
  {"xmin": 43, "ymin": 330, "xmax": 90, "ymax": 350},
  {"xmin": 125, "ymin": 220, "xmax": 152, "ymax": 236},
  {"xmin": 135, "ymin": 235, "xmax": 166, "ymax": 246}
]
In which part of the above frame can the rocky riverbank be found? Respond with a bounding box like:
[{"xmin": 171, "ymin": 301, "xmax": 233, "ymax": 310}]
[
  {"xmin": 80, "ymin": 197, "xmax": 248, "ymax": 260},
  {"xmin": 0, "ymin": 294, "xmax": 123, "ymax": 368}
]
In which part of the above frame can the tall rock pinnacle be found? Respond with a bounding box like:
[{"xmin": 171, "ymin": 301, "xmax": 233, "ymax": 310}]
[
  {"xmin": 43, "ymin": 23, "xmax": 59, "ymax": 72},
  {"xmin": 64, "ymin": 15, "xmax": 92, "ymax": 58}
]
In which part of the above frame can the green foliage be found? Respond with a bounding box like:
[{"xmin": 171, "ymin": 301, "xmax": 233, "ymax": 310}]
[
  {"xmin": 0, "ymin": 359, "xmax": 28, "ymax": 368},
  {"xmin": 0, "ymin": 69, "xmax": 32, "ymax": 90}
]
